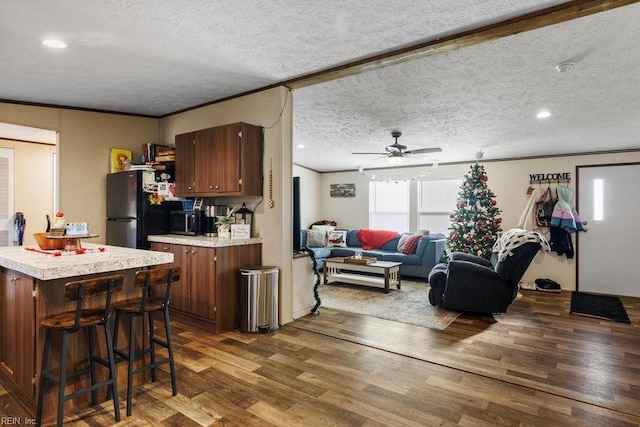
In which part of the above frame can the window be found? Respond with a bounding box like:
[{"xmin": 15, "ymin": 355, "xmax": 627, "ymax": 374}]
[
  {"xmin": 369, "ymin": 180, "xmax": 409, "ymax": 232},
  {"xmin": 417, "ymin": 177, "xmax": 463, "ymax": 233}
]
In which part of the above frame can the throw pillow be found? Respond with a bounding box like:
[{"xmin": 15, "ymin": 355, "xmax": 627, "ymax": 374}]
[
  {"xmin": 397, "ymin": 233, "xmax": 410, "ymax": 252},
  {"xmin": 415, "ymin": 229, "xmax": 430, "ymax": 236},
  {"xmin": 327, "ymin": 230, "xmax": 348, "ymax": 247},
  {"xmin": 305, "ymin": 229, "xmax": 326, "ymax": 248},
  {"xmin": 402, "ymin": 234, "xmax": 421, "ymax": 255},
  {"xmin": 311, "ymin": 224, "xmax": 335, "ymax": 236}
]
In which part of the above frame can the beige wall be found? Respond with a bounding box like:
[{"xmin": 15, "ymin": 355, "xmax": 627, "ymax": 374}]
[
  {"xmin": 0, "ymin": 103, "xmax": 159, "ymax": 242},
  {"xmin": 293, "ymin": 164, "xmax": 322, "ymax": 230},
  {"xmin": 159, "ymin": 86, "xmax": 294, "ymax": 322},
  {"xmin": 0, "ymin": 139, "xmax": 56, "ymax": 246},
  {"xmin": 312, "ymin": 151, "xmax": 640, "ymax": 291}
]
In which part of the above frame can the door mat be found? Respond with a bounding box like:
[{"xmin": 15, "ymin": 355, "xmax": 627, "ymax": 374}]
[
  {"xmin": 320, "ymin": 280, "xmax": 460, "ymax": 331},
  {"xmin": 570, "ymin": 291, "xmax": 630, "ymax": 324}
]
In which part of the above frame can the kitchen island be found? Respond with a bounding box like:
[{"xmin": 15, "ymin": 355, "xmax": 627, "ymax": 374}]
[{"xmin": 0, "ymin": 243, "xmax": 173, "ymax": 421}]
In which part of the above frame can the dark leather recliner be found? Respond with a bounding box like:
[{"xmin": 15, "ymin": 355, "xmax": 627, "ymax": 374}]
[{"xmin": 428, "ymin": 231, "xmax": 544, "ymax": 313}]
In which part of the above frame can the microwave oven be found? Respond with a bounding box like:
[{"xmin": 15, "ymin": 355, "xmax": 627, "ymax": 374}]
[{"xmin": 169, "ymin": 210, "xmax": 205, "ymax": 235}]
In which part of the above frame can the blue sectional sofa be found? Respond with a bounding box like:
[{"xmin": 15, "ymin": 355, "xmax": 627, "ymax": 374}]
[{"xmin": 301, "ymin": 229, "xmax": 446, "ymax": 280}]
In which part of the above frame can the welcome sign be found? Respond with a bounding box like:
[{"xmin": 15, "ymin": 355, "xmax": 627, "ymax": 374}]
[{"xmin": 529, "ymin": 172, "xmax": 571, "ymax": 181}]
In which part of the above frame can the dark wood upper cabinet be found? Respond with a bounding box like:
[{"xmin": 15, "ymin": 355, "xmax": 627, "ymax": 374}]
[
  {"xmin": 175, "ymin": 122, "xmax": 263, "ymax": 197},
  {"xmin": 175, "ymin": 131, "xmax": 196, "ymax": 195}
]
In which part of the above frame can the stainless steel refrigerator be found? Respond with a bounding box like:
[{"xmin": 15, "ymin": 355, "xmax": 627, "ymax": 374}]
[{"xmin": 106, "ymin": 171, "xmax": 181, "ymax": 249}]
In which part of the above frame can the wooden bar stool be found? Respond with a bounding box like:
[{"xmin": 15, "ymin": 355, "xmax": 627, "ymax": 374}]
[
  {"xmin": 36, "ymin": 274, "xmax": 124, "ymax": 427},
  {"xmin": 112, "ymin": 267, "xmax": 180, "ymax": 416}
]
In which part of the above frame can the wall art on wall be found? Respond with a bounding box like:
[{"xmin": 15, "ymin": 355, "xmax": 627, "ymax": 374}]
[
  {"xmin": 110, "ymin": 148, "xmax": 132, "ymax": 173},
  {"xmin": 330, "ymin": 183, "xmax": 356, "ymax": 197}
]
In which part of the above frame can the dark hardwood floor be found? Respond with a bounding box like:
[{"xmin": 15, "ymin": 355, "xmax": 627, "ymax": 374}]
[{"xmin": 2, "ymin": 289, "xmax": 640, "ymax": 426}]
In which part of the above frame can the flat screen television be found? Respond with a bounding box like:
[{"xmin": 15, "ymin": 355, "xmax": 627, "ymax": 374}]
[{"xmin": 293, "ymin": 177, "xmax": 301, "ymax": 251}]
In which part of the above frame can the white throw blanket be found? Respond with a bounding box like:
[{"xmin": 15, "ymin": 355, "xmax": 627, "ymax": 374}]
[{"xmin": 492, "ymin": 228, "xmax": 550, "ymax": 262}]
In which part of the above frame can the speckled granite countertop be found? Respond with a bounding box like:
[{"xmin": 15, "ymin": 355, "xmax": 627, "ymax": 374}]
[
  {"xmin": 0, "ymin": 243, "xmax": 173, "ymax": 281},
  {"xmin": 148, "ymin": 234, "xmax": 262, "ymax": 247}
]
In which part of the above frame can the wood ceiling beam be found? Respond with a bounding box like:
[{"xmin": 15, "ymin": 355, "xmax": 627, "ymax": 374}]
[{"xmin": 284, "ymin": 0, "xmax": 640, "ymax": 90}]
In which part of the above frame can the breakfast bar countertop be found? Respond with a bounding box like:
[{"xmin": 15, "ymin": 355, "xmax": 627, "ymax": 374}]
[
  {"xmin": 148, "ymin": 234, "xmax": 262, "ymax": 248},
  {"xmin": 0, "ymin": 243, "xmax": 173, "ymax": 281}
]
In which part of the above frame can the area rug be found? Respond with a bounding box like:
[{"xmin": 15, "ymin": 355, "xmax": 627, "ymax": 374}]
[
  {"xmin": 320, "ymin": 280, "xmax": 460, "ymax": 331},
  {"xmin": 570, "ymin": 291, "xmax": 631, "ymax": 324}
]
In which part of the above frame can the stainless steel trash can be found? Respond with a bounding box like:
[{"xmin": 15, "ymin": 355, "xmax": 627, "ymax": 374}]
[{"xmin": 240, "ymin": 266, "xmax": 279, "ymax": 333}]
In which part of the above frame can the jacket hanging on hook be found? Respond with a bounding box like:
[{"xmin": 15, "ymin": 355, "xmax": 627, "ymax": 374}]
[{"xmin": 550, "ymin": 186, "xmax": 586, "ymax": 233}]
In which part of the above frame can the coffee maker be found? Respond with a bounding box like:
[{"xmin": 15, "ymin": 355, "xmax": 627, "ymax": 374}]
[{"xmin": 204, "ymin": 205, "xmax": 229, "ymax": 236}]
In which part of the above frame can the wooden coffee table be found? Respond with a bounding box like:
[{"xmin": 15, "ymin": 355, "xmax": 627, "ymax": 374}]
[{"xmin": 323, "ymin": 257, "xmax": 402, "ymax": 293}]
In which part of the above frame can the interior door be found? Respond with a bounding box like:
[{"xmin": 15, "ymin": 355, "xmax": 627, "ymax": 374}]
[
  {"xmin": 0, "ymin": 148, "xmax": 15, "ymax": 246},
  {"xmin": 577, "ymin": 163, "xmax": 640, "ymax": 297}
]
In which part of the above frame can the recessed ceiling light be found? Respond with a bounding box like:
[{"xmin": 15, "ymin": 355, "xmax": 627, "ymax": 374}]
[
  {"xmin": 295, "ymin": 144, "xmax": 305, "ymax": 149},
  {"xmin": 42, "ymin": 39, "xmax": 67, "ymax": 48},
  {"xmin": 537, "ymin": 111, "xmax": 551, "ymax": 119}
]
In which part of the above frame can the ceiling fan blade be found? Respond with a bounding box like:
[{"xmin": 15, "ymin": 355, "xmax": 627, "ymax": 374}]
[
  {"xmin": 404, "ymin": 147, "xmax": 442, "ymax": 154},
  {"xmin": 352, "ymin": 152, "xmax": 388, "ymax": 155}
]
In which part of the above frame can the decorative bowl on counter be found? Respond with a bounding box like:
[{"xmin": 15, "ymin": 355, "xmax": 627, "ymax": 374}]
[{"xmin": 33, "ymin": 233, "xmax": 67, "ymax": 250}]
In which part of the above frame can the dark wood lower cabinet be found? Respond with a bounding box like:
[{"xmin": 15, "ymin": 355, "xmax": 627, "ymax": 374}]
[
  {"xmin": 151, "ymin": 242, "xmax": 261, "ymax": 333},
  {"xmin": 0, "ymin": 269, "xmax": 36, "ymax": 408},
  {"xmin": 0, "ymin": 267, "xmax": 150, "ymax": 422}
]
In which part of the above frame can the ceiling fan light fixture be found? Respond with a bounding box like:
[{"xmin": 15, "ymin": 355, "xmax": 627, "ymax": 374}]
[
  {"xmin": 387, "ymin": 156, "xmax": 405, "ymax": 165},
  {"xmin": 556, "ymin": 61, "xmax": 575, "ymax": 73}
]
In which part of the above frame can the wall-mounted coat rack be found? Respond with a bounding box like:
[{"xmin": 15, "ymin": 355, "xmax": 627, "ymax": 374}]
[{"xmin": 529, "ymin": 178, "xmax": 571, "ymax": 185}]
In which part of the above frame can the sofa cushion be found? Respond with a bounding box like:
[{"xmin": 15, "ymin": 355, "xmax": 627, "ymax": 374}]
[
  {"xmin": 305, "ymin": 229, "xmax": 326, "ymax": 248},
  {"xmin": 416, "ymin": 233, "xmax": 445, "ymax": 257},
  {"xmin": 397, "ymin": 233, "xmax": 410, "ymax": 252},
  {"xmin": 311, "ymin": 224, "xmax": 335, "ymax": 235},
  {"xmin": 309, "ymin": 247, "xmax": 333, "ymax": 259},
  {"xmin": 346, "ymin": 229, "xmax": 362, "ymax": 247},
  {"xmin": 327, "ymin": 230, "xmax": 347, "ymax": 247},
  {"xmin": 381, "ymin": 253, "xmax": 422, "ymax": 265},
  {"xmin": 402, "ymin": 235, "xmax": 421, "ymax": 254},
  {"xmin": 380, "ymin": 236, "xmax": 401, "ymax": 251},
  {"xmin": 361, "ymin": 250, "xmax": 388, "ymax": 259}
]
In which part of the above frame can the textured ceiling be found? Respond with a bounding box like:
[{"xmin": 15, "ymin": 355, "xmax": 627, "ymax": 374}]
[
  {"xmin": 1, "ymin": 1, "xmax": 638, "ymax": 171},
  {"xmin": 294, "ymin": 3, "xmax": 640, "ymax": 171}
]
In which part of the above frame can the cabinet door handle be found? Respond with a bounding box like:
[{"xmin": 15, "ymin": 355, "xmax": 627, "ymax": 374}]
[
  {"xmin": 184, "ymin": 249, "xmax": 190, "ymax": 254},
  {"xmin": 209, "ymin": 185, "xmax": 213, "ymax": 189},
  {"xmin": 191, "ymin": 250, "xmax": 196, "ymax": 255}
]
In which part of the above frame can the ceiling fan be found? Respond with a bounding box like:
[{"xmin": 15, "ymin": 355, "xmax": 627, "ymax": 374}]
[{"xmin": 352, "ymin": 131, "xmax": 442, "ymax": 164}]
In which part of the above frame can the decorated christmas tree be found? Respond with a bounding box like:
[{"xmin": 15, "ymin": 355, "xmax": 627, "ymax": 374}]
[{"xmin": 444, "ymin": 155, "xmax": 502, "ymax": 261}]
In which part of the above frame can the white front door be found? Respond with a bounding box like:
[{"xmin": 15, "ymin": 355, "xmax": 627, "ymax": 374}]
[
  {"xmin": 577, "ymin": 163, "xmax": 640, "ymax": 297},
  {"xmin": 0, "ymin": 148, "xmax": 15, "ymax": 246}
]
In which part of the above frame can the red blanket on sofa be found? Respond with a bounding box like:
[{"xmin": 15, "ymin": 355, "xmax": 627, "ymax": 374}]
[{"xmin": 357, "ymin": 229, "xmax": 399, "ymax": 250}]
